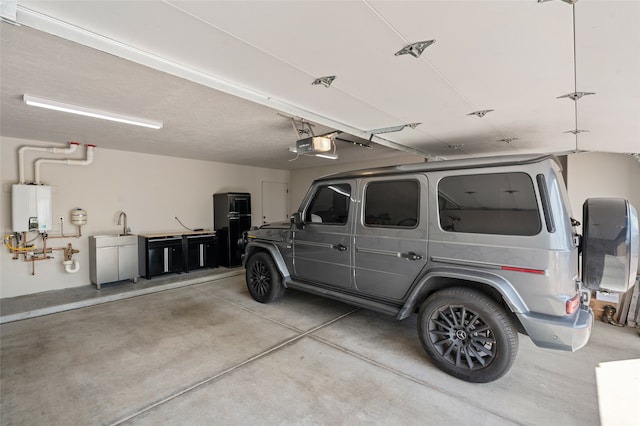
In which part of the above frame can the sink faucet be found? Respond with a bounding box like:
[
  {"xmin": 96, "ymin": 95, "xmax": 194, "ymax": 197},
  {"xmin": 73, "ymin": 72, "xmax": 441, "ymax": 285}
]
[{"xmin": 117, "ymin": 211, "xmax": 129, "ymax": 235}]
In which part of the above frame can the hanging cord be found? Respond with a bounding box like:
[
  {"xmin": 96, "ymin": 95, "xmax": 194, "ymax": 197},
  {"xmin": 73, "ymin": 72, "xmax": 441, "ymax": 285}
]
[
  {"xmin": 174, "ymin": 216, "xmax": 194, "ymax": 231},
  {"xmin": 571, "ymin": 3, "xmax": 582, "ymax": 152}
]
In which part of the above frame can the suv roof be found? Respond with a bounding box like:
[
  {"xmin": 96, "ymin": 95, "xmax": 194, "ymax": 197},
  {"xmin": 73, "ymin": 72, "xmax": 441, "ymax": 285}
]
[{"xmin": 318, "ymin": 153, "xmax": 556, "ymax": 181}]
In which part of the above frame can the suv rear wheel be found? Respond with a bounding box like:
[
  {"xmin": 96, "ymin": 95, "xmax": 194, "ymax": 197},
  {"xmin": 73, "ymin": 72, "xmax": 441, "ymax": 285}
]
[
  {"xmin": 245, "ymin": 252, "xmax": 285, "ymax": 303},
  {"xmin": 417, "ymin": 287, "xmax": 518, "ymax": 383}
]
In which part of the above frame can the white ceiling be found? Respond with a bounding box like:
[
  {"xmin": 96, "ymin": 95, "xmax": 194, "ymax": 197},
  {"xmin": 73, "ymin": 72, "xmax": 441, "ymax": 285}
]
[{"xmin": 1, "ymin": 1, "xmax": 638, "ymax": 171}]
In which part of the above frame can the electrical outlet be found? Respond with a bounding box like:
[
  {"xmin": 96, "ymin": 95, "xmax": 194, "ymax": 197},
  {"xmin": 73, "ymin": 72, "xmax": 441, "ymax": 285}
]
[{"xmin": 58, "ymin": 216, "xmax": 64, "ymax": 223}]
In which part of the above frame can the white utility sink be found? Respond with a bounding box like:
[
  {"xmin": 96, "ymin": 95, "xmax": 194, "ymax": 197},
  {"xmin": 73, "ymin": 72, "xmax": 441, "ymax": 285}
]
[{"xmin": 91, "ymin": 234, "xmax": 137, "ymax": 248}]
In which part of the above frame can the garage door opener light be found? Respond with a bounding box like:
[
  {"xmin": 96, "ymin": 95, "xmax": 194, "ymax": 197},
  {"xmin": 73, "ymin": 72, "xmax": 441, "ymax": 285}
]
[{"xmin": 23, "ymin": 94, "xmax": 163, "ymax": 129}]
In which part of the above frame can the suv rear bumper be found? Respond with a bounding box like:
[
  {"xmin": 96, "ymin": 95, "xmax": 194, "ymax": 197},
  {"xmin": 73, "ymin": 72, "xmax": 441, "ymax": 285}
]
[{"xmin": 516, "ymin": 305, "xmax": 593, "ymax": 352}]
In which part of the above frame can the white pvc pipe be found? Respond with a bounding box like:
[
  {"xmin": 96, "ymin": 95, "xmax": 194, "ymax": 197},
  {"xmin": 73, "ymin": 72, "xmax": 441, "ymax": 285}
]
[
  {"xmin": 34, "ymin": 144, "xmax": 95, "ymax": 184},
  {"xmin": 62, "ymin": 259, "xmax": 80, "ymax": 274},
  {"xmin": 18, "ymin": 142, "xmax": 79, "ymax": 184}
]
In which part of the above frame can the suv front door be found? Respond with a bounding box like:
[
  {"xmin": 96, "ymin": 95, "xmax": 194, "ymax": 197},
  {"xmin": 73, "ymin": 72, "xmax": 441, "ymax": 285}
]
[{"xmin": 293, "ymin": 181, "xmax": 354, "ymax": 289}]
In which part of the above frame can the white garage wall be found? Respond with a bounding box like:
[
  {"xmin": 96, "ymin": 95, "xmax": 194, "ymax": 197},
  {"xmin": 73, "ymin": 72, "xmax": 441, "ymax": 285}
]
[
  {"xmin": 0, "ymin": 137, "xmax": 289, "ymax": 298},
  {"xmin": 567, "ymin": 152, "xmax": 640, "ymax": 223}
]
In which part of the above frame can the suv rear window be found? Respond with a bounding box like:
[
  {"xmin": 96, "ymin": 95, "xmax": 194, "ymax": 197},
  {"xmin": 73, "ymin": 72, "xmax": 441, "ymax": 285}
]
[
  {"xmin": 305, "ymin": 184, "xmax": 351, "ymax": 225},
  {"xmin": 364, "ymin": 180, "xmax": 419, "ymax": 228},
  {"xmin": 438, "ymin": 173, "xmax": 541, "ymax": 236}
]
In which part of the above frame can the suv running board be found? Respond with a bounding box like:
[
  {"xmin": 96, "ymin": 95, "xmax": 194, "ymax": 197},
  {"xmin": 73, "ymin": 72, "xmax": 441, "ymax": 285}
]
[{"xmin": 286, "ymin": 279, "xmax": 402, "ymax": 317}]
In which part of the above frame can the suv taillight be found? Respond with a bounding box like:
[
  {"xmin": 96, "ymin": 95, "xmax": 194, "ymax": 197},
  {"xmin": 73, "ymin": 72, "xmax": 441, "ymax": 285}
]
[{"xmin": 566, "ymin": 294, "xmax": 580, "ymax": 315}]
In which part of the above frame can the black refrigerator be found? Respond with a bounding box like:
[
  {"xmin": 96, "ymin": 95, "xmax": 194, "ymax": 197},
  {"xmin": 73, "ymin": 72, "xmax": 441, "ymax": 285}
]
[{"xmin": 214, "ymin": 192, "xmax": 251, "ymax": 267}]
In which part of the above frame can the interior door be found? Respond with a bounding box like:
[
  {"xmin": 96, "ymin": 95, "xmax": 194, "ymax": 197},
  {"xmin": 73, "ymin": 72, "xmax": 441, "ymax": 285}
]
[
  {"xmin": 262, "ymin": 181, "xmax": 289, "ymax": 225},
  {"xmin": 293, "ymin": 181, "xmax": 354, "ymax": 289},
  {"xmin": 354, "ymin": 177, "xmax": 428, "ymax": 300}
]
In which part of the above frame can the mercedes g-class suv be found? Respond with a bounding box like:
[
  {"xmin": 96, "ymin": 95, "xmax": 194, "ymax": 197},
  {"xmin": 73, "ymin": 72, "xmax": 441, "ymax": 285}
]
[{"xmin": 242, "ymin": 154, "xmax": 639, "ymax": 382}]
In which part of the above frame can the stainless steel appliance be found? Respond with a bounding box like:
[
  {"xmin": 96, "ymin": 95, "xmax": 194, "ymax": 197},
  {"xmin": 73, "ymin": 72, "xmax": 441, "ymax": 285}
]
[{"xmin": 214, "ymin": 192, "xmax": 251, "ymax": 267}]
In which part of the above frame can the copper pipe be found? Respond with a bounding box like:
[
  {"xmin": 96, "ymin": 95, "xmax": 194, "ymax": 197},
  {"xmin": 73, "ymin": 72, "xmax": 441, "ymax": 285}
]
[
  {"xmin": 22, "ymin": 232, "xmax": 27, "ymax": 262},
  {"xmin": 45, "ymin": 233, "xmax": 80, "ymax": 239}
]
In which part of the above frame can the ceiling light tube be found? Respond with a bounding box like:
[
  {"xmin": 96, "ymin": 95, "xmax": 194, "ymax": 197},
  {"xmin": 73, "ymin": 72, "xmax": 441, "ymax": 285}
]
[
  {"xmin": 23, "ymin": 94, "xmax": 163, "ymax": 129},
  {"xmin": 314, "ymin": 153, "xmax": 338, "ymax": 160}
]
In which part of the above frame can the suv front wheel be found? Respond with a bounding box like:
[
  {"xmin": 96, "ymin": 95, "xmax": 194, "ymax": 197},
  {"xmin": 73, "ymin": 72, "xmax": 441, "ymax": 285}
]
[
  {"xmin": 418, "ymin": 287, "xmax": 518, "ymax": 383},
  {"xmin": 245, "ymin": 252, "xmax": 285, "ymax": 303}
]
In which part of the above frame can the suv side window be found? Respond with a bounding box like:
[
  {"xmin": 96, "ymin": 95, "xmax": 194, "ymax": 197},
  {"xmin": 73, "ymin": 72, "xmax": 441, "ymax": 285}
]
[
  {"xmin": 305, "ymin": 184, "xmax": 351, "ymax": 225},
  {"xmin": 438, "ymin": 172, "xmax": 541, "ymax": 236},
  {"xmin": 364, "ymin": 180, "xmax": 419, "ymax": 228}
]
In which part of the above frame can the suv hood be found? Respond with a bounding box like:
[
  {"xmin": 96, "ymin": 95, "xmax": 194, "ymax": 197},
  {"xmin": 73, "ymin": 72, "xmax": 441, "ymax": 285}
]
[{"xmin": 259, "ymin": 221, "xmax": 291, "ymax": 230}]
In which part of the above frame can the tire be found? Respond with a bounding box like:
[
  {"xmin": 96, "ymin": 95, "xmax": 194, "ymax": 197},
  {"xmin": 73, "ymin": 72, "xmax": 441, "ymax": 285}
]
[
  {"xmin": 417, "ymin": 287, "xmax": 518, "ymax": 383},
  {"xmin": 582, "ymin": 198, "xmax": 639, "ymax": 293},
  {"xmin": 245, "ymin": 252, "xmax": 285, "ymax": 303}
]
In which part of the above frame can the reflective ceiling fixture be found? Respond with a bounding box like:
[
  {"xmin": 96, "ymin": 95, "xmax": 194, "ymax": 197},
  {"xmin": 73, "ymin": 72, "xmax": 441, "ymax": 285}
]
[
  {"xmin": 467, "ymin": 109, "xmax": 494, "ymax": 118},
  {"xmin": 557, "ymin": 91, "xmax": 595, "ymax": 101},
  {"xmin": 314, "ymin": 152, "xmax": 339, "ymax": 160},
  {"xmin": 311, "ymin": 76, "xmax": 336, "ymax": 88},
  {"xmin": 563, "ymin": 129, "xmax": 589, "ymax": 135},
  {"xmin": 369, "ymin": 123, "xmax": 421, "ymax": 135},
  {"xmin": 23, "ymin": 94, "xmax": 163, "ymax": 129},
  {"xmin": 394, "ymin": 40, "xmax": 436, "ymax": 58}
]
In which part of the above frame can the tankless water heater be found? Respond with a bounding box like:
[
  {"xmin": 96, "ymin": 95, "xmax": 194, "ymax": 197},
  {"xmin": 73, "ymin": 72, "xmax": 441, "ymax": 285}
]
[{"xmin": 11, "ymin": 184, "xmax": 53, "ymax": 232}]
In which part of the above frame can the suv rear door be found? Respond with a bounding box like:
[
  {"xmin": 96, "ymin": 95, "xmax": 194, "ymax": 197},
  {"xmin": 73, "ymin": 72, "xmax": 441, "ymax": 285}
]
[
  {"xmin": 354, "ymin": 176, "xmax": 429, "ymax": 300},
  {"xmin": 293, "ymin": 181, "xmax": 354, "ymax": 289}
]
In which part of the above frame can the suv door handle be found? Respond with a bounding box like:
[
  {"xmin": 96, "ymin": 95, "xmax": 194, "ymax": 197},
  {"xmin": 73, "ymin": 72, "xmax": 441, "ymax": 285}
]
[
  {"xmin": 334, "ymin": 244, "xmax": 349, "ymax": 252},
  {"xmin": 401, "ymin": 252, "xmax": 422, "ymax": 261}
]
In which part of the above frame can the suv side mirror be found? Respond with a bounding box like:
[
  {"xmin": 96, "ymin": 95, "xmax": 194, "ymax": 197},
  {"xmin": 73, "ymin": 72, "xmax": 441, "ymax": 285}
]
[{"xmin": 291, "ymin": 212, "xmax": 305, "ymax": 229}]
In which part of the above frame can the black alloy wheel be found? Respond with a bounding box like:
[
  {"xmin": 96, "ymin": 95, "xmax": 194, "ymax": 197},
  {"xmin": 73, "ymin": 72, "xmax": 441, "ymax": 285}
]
[
  {"xmin": 245, "ymin": 252, "xmax": 284, "ymax": 303},
  {"xmin": 418, "ymin": 287, "xmax": 518, "ymax": 383}
]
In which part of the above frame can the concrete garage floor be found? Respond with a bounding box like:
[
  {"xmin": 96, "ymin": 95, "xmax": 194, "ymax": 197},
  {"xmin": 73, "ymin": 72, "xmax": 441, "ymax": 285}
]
[{"xmin": 1, "ymin": 274, "xmax": 639, "ymax": 425}]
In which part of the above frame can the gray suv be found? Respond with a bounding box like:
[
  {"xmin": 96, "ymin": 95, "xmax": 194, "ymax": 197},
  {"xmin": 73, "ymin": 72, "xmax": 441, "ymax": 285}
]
[{"xmin": 243, "ymin": 154, "xmax": 639, "ymax": 382}]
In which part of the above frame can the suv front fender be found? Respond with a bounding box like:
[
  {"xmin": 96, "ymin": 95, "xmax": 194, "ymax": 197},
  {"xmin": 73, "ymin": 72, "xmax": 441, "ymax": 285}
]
[
  {"xmin": 397, "ymin": 266, "xmax": 529, "ymax": 320},
  {"xmin": 244, "ymin": 242, "xmax": 291, "ymax": 280}
]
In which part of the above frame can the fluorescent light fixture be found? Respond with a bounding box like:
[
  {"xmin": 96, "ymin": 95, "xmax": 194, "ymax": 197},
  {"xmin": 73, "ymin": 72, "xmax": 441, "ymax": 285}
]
[{"xmin": 23, "ymin": 94, "xmax": 163, "ymax": 129}]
